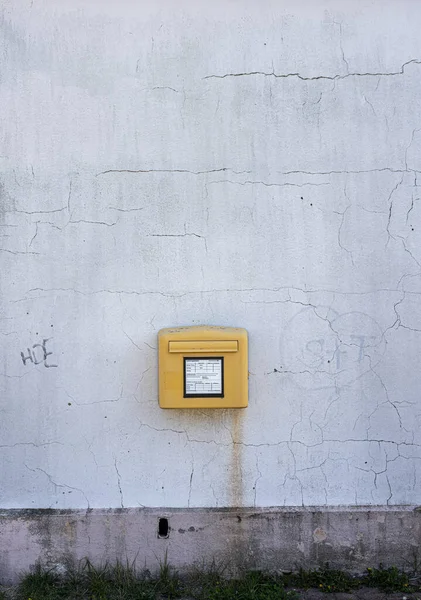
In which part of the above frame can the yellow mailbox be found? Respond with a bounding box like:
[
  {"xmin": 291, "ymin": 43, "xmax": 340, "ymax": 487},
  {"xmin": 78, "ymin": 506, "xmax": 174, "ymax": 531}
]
[{"xmin": 158, "ymin": 326, "xmax": 248, "ymax": 408}]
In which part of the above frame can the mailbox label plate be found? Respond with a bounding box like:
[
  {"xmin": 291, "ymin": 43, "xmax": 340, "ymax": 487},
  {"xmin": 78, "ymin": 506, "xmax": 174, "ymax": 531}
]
[{"xmin": 184, "ymin": 357, "xmax": 224, "ymax": 398}]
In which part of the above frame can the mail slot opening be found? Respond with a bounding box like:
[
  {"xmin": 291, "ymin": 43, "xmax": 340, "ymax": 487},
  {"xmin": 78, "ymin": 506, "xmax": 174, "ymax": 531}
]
[{"xmin": 169, "ymin": 340, "xmax": 238, "ymax": 353}]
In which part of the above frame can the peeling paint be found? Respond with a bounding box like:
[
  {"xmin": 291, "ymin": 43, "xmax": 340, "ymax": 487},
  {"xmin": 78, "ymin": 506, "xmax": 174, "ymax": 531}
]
[{"xmin": 313, "ymin": 527, "xmax": 327, "ymax": 543}]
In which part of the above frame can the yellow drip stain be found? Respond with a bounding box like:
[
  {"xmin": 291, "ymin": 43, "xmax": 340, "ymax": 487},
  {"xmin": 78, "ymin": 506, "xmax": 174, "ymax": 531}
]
[
  {"xmin": 230, "ymin": 410, "xmax": 244, "ymax": 508},
  {"xmin": 63, "ymin": 520, "xmax": 76, "ymax": 541}
]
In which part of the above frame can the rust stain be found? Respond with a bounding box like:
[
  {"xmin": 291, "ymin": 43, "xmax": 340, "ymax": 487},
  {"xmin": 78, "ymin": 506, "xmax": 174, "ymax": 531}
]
[
  {"xmin": 230, "ymin": 410, "xmax": 244, "ymax": 508},
  {"xmin": 63, "ymin": 520, "xmax": 76, "ymax": 541},
  {"xmin": 178, "ymin": 408, "xmax": 245, "ymax": 508}
]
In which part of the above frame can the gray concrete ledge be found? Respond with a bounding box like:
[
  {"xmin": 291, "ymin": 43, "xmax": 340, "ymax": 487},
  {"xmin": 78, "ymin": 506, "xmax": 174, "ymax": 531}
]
[{"xmin": 0, "ymin": 506, "xmax": 420, "ymax": 584}]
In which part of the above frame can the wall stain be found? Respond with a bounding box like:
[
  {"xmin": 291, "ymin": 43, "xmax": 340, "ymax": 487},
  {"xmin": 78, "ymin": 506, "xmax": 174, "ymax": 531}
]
[{"xmin": 230, "ymin": 410, "xmax": 244, "ymax": 508}]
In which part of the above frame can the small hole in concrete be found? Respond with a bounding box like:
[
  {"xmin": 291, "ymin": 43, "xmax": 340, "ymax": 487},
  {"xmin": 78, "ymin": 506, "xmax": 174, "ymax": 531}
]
[{"xmin": 158, "ymin": 517, "xmax": 169, "ymax": 538}]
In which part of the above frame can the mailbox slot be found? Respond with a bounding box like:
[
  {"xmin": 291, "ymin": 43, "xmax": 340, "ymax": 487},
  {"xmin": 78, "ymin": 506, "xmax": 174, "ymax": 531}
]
[{"xmin": 169, "ymin": 340, "xmax": 238, "ymax": 353}]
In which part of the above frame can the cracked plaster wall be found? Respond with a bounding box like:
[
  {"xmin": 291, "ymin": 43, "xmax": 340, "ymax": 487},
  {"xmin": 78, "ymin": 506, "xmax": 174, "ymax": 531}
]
[{"xmin": 1, "ymin": 0, "xmax": 421, "ymax": 511}]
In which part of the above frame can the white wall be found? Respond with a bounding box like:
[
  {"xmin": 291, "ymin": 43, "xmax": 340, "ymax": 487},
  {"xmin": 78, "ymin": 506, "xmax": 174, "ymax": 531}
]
[{"xmin": 1, "ymin": 0, "xmax": 421, "ymax": 510}]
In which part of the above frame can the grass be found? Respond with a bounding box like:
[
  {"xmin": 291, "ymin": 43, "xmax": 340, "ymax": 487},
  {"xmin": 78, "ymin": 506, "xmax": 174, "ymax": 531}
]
[
  {"xmin": 4, "ymin": 560, "xmax": 420, "ymax": 599},
  {"xmin": 283, "ymin": 563, "xmax": 417, "ymax": 593},
  {"xmin": 363, "ymin": 564, "xmax": 413, "ymax": 592},
  {"xmin": 14, "ymin": 560, "xmax": 157, "ymax": 600},
  {"xmin": 283, "ymin": 565, "xmax": 360, "ymax": 593},
  {"xmin": 197, "ymin": 571, "xmax": 298, "ymax": 600}
]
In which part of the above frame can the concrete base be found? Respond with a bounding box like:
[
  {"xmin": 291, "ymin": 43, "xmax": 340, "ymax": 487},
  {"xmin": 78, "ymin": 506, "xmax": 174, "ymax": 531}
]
[{"xmin": 0, "ymin": 506, "xmax": 420, "ymax": 584}]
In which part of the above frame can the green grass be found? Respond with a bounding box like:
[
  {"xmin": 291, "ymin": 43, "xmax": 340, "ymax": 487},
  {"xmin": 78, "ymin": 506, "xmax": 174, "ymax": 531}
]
[
  {"xmin": 282, "ymin": 563, "xmax": 419, "ymax": 593},
  {"xmin": 15, "ymin": 560, "xmax": 157, "ymax": 600},
  {"xmin": 362, "ymin": 565, "xmax": 412, "ymax": 592},
  {"xmin": 7, "ymin": 560, "xmax": 421, "ymax": 600},
  {"xmin": 283, "ymin": 565, "xmax": 360, "ymax": 593},
  {"xmin": 197, "ymin": 571, "xmax": 298, "ymax": 600}
]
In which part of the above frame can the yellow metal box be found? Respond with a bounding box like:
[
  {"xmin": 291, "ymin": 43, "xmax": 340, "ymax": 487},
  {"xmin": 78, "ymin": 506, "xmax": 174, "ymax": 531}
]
[{"xmin": 158, "ymin": 326, "xmax": 248, "ymax": 408}]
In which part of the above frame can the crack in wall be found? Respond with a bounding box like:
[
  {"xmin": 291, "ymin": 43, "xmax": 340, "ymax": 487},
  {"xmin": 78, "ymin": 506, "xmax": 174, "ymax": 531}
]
[
  {"xmin": 24, "ymin": 464, "xmax": 90, "ymax": 509},
  {"xmin": 334, "ymin": 204, "xmax": 354, "ymax": 265},
  {"xmin": 203, "ymin": 58, "xmax": 421, "ymax": 81},
  {"xmin": 19, "ymin": 285, "xmax": 419, "ymax": 301},
  {"xmin": 68, "ymin": 219, "xmax": 118, "ymax": 227},
  {"xmin": 62, "ymin": 387, "xmax": 124, "ymax": 407},
  {"xmin": 385, "ymin": 176, "xmax": 405, "ymax": 246},
  {"xmin": 114, "ymin": 458, "xmax": 124, "ymax": 508},
  {"xmin": 188, "ymin": 466, "xmax": 194, "ymax": 508},
  {"xmin": 0, "ymin": 248, "xmax": 39, "ymax": 255},
  {"xmin": 333, "ymin": 20, "xmax": 349, "ymax": 74},
  {"xmin": 108, "ymin": 206, "xmax": 145, "ymax": 213},
  {"xmin": 0, "ymin": 441, "xmax": 64, "ymax": 449},
  {"xmin": 96, "ymin": 167, "xmax": 251, "ymax": 177},
  {"xmin": 207, "ymin": 179, "xmax": 330, "ymax": 189},
  {"xmin": 137, "ymin": 418, "xmax": 420, "ymax": 451}
]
